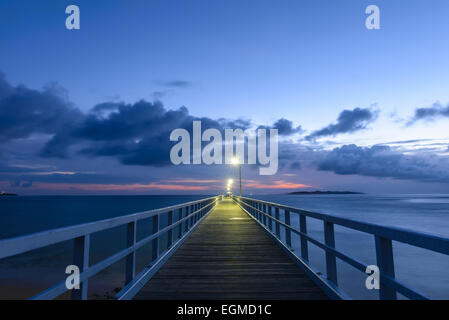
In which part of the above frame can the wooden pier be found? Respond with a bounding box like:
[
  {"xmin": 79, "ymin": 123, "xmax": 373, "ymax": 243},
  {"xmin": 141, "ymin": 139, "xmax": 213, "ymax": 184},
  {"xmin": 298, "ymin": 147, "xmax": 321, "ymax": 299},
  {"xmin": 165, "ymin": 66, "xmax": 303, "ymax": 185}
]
[{"xmin": 134, "ymin": 198, "xmax": 327, "ymax": 300}]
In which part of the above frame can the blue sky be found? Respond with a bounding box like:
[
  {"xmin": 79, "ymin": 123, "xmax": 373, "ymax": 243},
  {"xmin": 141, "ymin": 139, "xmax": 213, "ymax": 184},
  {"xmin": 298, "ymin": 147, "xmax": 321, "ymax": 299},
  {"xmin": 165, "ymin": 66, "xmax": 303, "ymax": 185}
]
[{"xmin": 1, "ymin": 0, "xmax": 449, "ymax": 194}]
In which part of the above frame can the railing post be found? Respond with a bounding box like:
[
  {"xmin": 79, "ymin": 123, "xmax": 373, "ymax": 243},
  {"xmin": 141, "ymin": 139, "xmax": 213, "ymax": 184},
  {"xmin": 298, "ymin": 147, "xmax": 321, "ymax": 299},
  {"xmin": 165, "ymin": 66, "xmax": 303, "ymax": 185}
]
[
  {"xmin": 253, "ymin": 201, "xmax": 257, "ymax": 218},
  {"xmin": 254, "ymin": 202, "xmax": 257, "ymax": 220},
  {"xmin": 167, "ymin": 210, "xmax": 173, "ymax": 249},
  {"xmin": 324, "ymin": 221, "xmax": 338, "ymax": 285},
  {"xmin": 151, "ymin": 214, "xmax": 159, "ymax": 263},
  {"xmin": 262, "ymin": 203, "xmax": 267, "ymax": 227},
  {"xmin": 275, "ymin": 207, "xmax": 280, "ymax": 238},
  {"xmin": 375, "ymin": 235, "xmax": 397, "ymax": 300},
  {"xmin": 190, "ymin": 204, "xmax": 194, "ymax": 227},
  {"xmin": 184, "ymin": 206, "xmax": 189, "ymax": 233},
  {"xmin": 267, "ymin": 205, "xmax": 272, "ymax": 231},
  {"xmin": 195, "ymin": 203, "xmax": 199, "ymax": 223},
  {"xmin": 299, "ymin": 215, "xmax": 309, "ymax": 261},
  {"xmin": 285, "ymin": 210, "xmax": 291, "ymax": 248},
  {"xmin": 254, "ymin": 202, "xmax": 258, "ymax": 219},
  {"xmin": 194, "ymin": 203, "xmax": 198, "ymax": 223},
  {"xmin": 178, "ymin": 208, "xmax": 183, "ymax": 239},
  {"xmin": 125, "ymin": 221, "xmax": 136, "ymax": 285},
  {"xmin": 72, "ymin": 234, "xmax": 90, "ymax": 300}
]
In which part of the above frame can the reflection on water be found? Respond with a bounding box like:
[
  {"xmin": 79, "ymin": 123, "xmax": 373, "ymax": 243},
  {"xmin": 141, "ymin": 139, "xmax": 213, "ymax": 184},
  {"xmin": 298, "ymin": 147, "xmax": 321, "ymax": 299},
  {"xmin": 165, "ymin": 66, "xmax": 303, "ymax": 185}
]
[{"xmin": 404, "ymin": 198, "xmax": 449, "ymax": 204}]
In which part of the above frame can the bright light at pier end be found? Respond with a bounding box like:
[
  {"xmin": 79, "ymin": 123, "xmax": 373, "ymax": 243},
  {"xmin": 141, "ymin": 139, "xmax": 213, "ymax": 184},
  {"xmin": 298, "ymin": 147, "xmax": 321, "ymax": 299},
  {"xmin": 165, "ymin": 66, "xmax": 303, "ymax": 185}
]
[
  {"xmin": 228, "ymin": 179, "xmax": 234, "ymax": 184},
  {"xmin": 231, "ymin": 157, "xmax": 239, "ymax": 165}
]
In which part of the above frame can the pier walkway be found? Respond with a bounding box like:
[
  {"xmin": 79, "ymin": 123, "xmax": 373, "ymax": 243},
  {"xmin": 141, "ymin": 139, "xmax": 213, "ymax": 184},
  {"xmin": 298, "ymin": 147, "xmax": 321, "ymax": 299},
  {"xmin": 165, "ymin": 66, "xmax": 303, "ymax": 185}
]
[{"xmin": 134, "ymin": 198, "xmax": 327, "ymax": 299}]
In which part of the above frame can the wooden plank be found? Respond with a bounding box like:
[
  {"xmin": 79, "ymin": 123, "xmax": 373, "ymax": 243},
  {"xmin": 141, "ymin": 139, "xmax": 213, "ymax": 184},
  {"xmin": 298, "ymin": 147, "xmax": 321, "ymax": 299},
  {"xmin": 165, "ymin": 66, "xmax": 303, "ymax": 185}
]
[{"xmin": 134, "ymin": 199, "xmax": 328, "ymax": 300}]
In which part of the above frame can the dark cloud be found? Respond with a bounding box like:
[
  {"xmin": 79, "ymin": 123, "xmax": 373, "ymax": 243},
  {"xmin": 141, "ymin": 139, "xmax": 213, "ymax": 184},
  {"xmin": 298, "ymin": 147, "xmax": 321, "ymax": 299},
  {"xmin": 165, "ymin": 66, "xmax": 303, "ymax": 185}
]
[
  {"xmin": 408, "ymin": 102, "xmax": 449, "ymax": 125},
  {"xmin": 258, "ymin": 118, "xmax": 302, "ymax": 136},
  {"xmin": 306, "ymin": 108, "xmax": 378, "ymax": 140},
  {"xmin": 318, "ymin": 144, "xmax": 449, "ymax": 183},
  {"xmin": 0, "ymin": 74, "xmax": 254, "ymax": 167},
  {"xmin": 43, "ymin": 101, "xmax": 252, "ymax": 166},
  {"xmin": 272, "ymin": 118, "xmax": 303, "ymax": 136},
  {"xmin": 0, "ymin": 73, "xmax": 83, "ymax": 142},
  {"xmin": 219, "ymin": 118, "xmax": 252, "ymax": 130},
  {"xmin": 0, "ymin": 74, "xmax": 306, "ymax": 173}
]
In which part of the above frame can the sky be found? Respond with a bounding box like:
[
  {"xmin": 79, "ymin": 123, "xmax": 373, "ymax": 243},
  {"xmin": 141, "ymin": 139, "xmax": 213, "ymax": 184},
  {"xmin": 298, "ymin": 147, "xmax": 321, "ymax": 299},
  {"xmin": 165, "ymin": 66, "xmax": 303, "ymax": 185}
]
[{"xmin": 1, "ymin": 0, "xmax": 449, "ymax": 195}]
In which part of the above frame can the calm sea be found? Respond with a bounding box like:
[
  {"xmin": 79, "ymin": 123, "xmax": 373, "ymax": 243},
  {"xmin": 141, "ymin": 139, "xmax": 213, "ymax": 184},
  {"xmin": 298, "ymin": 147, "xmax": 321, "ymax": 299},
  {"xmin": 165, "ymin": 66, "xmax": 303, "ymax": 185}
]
[{"xmin": 0, "ymin": 194, "xmax": 448, "ymax": 299}]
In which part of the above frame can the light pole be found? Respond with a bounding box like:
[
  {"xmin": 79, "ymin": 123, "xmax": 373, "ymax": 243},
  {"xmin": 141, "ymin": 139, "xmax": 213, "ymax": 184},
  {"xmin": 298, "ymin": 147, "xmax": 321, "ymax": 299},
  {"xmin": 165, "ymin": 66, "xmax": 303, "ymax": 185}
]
[{"xmin": 231, "ymin": 157, "xmax": 242, "ymax": 197}]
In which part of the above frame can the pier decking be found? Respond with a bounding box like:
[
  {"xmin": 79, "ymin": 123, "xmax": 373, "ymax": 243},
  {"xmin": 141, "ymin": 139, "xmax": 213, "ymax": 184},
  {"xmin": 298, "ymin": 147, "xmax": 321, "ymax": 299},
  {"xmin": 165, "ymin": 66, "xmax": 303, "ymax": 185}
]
[{"xmin": 134, "ymin": 198, "xmax": 327, "ymax": 300}]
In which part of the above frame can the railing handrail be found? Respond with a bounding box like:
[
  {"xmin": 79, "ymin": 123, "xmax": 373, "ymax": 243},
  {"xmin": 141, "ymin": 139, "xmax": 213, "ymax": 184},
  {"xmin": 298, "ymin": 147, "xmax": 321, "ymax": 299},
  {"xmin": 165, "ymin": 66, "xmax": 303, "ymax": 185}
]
[
  {"xmin": 0, "ymin": 196, "xmax": 217, "ymax": 259},
  {"xmin": 233, "ymin": 196, "xmax": 449, "ymax": 300},
  {"xmin": 236, "ymin": 196, "xmax": 449, "ymax": 255}
]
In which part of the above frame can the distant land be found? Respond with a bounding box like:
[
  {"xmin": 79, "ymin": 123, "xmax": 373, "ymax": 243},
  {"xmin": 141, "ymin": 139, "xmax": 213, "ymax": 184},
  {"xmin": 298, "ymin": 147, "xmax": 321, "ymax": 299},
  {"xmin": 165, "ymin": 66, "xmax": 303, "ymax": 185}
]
[
  {"xmin": 288, "ymin": 191, "xmax": 364, "ymax": 195},
  {"xmin": 0, "ymin": 192, "xmax": 18, "ymax": 196}
]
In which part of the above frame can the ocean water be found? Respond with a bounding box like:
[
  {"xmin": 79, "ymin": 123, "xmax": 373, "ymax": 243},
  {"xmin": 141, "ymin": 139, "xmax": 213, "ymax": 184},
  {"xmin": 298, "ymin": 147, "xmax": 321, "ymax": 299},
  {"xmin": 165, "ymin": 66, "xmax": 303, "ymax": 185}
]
[{"xmin": 0, "ymin": 194, "xmax": 448, "ymax": 299}]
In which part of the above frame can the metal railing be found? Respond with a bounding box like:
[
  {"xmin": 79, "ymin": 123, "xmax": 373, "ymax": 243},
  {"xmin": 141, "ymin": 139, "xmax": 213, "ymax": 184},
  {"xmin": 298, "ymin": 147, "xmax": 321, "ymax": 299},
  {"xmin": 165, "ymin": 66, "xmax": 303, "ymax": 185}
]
[
  {"xmin": 0, "ymin": 196, "xmax": 218, "ymax": 300},
  {"xmin": 233, "ymin": 196, "xmax": 449, "ymax": 300}
]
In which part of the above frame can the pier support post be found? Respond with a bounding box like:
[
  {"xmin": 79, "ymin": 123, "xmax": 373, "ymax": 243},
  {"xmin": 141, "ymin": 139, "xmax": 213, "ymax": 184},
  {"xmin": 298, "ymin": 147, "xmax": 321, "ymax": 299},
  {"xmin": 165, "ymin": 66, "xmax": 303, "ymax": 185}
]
[
  {"xmin": 375, "ymin": 236, "xmax": 397, "ymax": 300},
  {"xmin": 268, "ymin": 206, "xmax": 273, "ymax": 231},
  {"xmin": 184, "ymin": 206, "xmax": 189, "ymax": 233},
  {"xmin": 195, "ymin": 204, "xmax": 199, "ymax": 223},
  {"xmin": 299, "ymin": 215, "xmax": 309, "ymax": 261},
  {"xmin": 285, "ymin": 210, "xmax": 291, "ymax": 248},
  {"xmin": 255, "ymin": 202, "xmax": 258, "ymax": 218},
  {"xmin": 72, "ymin": 234, "xmax": 90, "ymax": 300},
  {"xmin": 262, "ymin": 204, "xmax": 267, "ymax": 226},
  {"xmin": 190, "ymin": 204, "xmax": 194, "ymax": 228},
  {"xmin": 275, "ymin": 207, "xmax": 280, "ymax": 239},
  {"xmin": 167, "ymin": 211, "xmax": 173, "ymax": 249},
  {"xmin": 151, "ymin": 215, "xmax": 159, "ymax": 263},
  {"xmin": 178, "ymin": 208, "xmax": 183, "ymax": 239},
  {"xmin": 324, "ymin": 221, "xmax": 337, "ymax": 285},
  {"xmin": 125, "ymin": 221, "xmax": 136, "ymax": 284}
]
